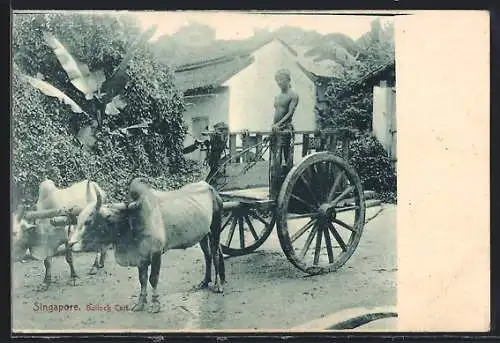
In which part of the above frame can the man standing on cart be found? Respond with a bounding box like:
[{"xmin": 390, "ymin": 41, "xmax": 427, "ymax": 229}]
[{"xmin": 271, "ymin": 68, "xmax": 299, "ymax": 189}]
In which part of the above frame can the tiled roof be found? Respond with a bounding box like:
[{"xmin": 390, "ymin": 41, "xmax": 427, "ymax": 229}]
[
  {"xmin": 337, "ymin": 59, "xmax": 395, "ymax": 98},
  {"xmin": 173, "ymin": 38, "xmax": 296, "ymax": 92},
  {"xmin": 174, "ymin": 55, "xmax": 255, "ymax": 92}
]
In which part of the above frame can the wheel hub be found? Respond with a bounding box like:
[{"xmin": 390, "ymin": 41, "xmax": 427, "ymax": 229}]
[{"xmin": 318, "ymin": 202, "xmax": 336, "ymax": 219}]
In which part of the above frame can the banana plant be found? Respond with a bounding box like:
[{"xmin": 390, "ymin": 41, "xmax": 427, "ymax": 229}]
[{"xmin": 20, "ymin": 24, "xmax": 157, "ymax": 148}]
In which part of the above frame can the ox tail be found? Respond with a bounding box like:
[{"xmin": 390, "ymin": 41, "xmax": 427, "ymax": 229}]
[
  {"xmin": 208, "ymin": 185, "xmax": 223, "ymax": 235},
  {"xmin": 209, "ymin": 185, "xmax": 225, "ymax": 284}
]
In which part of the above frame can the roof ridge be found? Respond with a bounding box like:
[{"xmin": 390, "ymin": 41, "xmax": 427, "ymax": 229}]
[
  {"xmin": 174, "ymin": 36, "xmax": 274, "ymax": 72},
  {"xmin": 336, "ymin": 59, "xmax": 396, "ymax": 98},
  {"xmin": 175, "ymin": 54, "xmax": 246, "ymax": 72}
]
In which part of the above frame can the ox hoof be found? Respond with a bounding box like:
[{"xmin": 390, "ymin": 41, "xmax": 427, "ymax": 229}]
[
  {"xmin": 88, "ymin": 267, "xmax": 98, "ymax": 275},
  {"xmin": 212, "ymin": 283, "xmax": 224, "ymax": 294},
  {"xmin": 67, "ymin": 276, "xmax": 80, "ymax": 286},
  {"xmin": 193, "ymin": 280, "xmax": 210, "ymax": 291},
  {"xmin": 131, "ymin": 299, "xmax": 147, "ymax": 312},
  {"xmin": 196, "ymin": 280, "xmax": 210, "ymax": 289},
  {"xmin": 36, "ymin": 283, "xmax": 49, "ymax": 292},
  {"xmin": 149, "ymin": 301, "xmax": 161, "ymax": 314}
]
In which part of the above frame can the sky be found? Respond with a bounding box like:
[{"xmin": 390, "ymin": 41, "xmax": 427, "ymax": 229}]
[{"xmin": 131, "ymin": 11, "xmax": 395, "ymax": 42}]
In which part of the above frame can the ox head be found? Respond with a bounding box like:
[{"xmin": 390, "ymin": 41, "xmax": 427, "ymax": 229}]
[
  {"xmin": 68, "ymin": 181, "xmax": 105, "ymax": 246},
  {"xmin": 68, "ymin": 181, "xmax": 132, "ymax": 247},
  {"xmin": 129, "ymin": 177, "xmax": 150, "ymax": 200},
  {"xmin": 12, "ymin": 209, "xmax": 36, "ymax": 261}
]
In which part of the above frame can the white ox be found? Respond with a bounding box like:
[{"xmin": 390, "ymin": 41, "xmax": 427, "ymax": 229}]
[
  {"xmin": 68, "ymin": 178, "xmax": 226, "ymax": 313},
  {"xmin": 12, "ymin": 210, "xmax": 36, "ymax": 261},
  {"xmin": 12, "ymin": 179, "xmax": 110, "ymax": 291}
]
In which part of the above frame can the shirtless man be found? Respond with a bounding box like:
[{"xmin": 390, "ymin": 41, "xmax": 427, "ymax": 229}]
[{"xmin": 272, "ymin": 68, "xmax": 299, "ymax": 170}]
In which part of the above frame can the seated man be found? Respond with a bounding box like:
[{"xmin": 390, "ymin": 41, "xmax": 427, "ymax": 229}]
[{"xmin": 272, "ymin": 68, "xmax": 299, "ymax": 173}]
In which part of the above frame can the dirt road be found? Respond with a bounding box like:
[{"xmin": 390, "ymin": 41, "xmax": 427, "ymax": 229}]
[{"xmin": 12, "ymin": 204, "xmax": 396, "ymax": 332}]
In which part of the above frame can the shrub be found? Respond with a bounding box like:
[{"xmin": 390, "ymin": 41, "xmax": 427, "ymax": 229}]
[
  {"xmin": 348, "ymin": 133, "xmax": 397, "ymax": 203},
  {"xmin": 322, "ymin": 67, "xmax": 373, "ymax": 131}
]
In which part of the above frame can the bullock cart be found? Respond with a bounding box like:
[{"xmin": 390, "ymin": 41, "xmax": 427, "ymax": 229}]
[
  {"xmin": 194, "ymin": 125, "xmax": 380, "ymax": 275},
  {"xmin": 21, "ymin": 126, "xmax": 379, "ymax": 276}
]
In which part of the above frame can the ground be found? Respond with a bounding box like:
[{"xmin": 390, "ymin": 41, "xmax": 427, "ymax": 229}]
[{"xmin": 12, "ymin": 204, "xmax": 396, "ymax": 332}]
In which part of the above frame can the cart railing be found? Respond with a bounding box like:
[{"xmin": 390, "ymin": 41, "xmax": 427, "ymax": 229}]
[
  {"xmin": 224, "ymin": 129, "xmax": 356, "ymax": 164},
  {"xmin": 201, "ymin": 127, "xmax": 358, "ymax": 197}
]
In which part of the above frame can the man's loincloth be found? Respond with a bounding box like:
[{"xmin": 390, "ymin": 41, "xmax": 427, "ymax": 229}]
[{"xmin": 277, "ymin": 123, "xmax": 294, "ymax": 147}]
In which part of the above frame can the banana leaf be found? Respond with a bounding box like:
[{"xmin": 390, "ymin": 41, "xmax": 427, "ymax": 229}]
[
  {"xmin": 43, "ymin": 32, "xmax": 104, "ymax": 98},
  {"xmin": 83, "ymin": 69, "xmax": 106, "ymax": 100},
  {"xmin": 23, "ymin": 75, "xmax": 87, "ymax": 115},
  {"xmin": 76, "ymin": 125, "xmax": 96, "ymax": 149},
  {"xmin": 100, "ymin": 69, "xmax": 129, "ymax": 104},
  {"xmin": 101, "ymin": 25, "xmax": 157, "ymax": 102},
  {"xmin": 182, "ymin": 143, "xmax": 200, "ymax": 154},
  {"xmin": 113, "ymin": 25, "xmax": 157, "ymax": 77},
  {"xmin": 104, "ymin": 95, "xmax": 127, "ymax": 115}
]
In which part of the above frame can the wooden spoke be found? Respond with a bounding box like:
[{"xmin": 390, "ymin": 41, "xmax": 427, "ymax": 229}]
[
  {"xmin": 221, "ymin": 208, "xmax": 275, "ymax": 257},
  {"xmin": 225, "ymin": 216, "xmax": 238, "ymax": 247},
  {"xmin": 323, "ymin": 226, "xmax": 334, "ymax": 264},
  {"xmin": 304, "ymin": 164, "xmax": 314, "ymax": 181},
  {"xmin": 320, "ymin": 162, "xmax": 331, "ymax": 202},
  {"xmin": 291, "ymin": 193, "xmax": 317, "ymax": 212},
  {"xmin": 327, "ymin": 171, "xmax": 345, "ymax": 201},
  {"xmin": 249, "ymin": 210, "xmax": 270, "ymax": 228},
  {"xmin": 336, "ymin": 205, "xmax": 360, "ymax": 213},
  {"xmin": 327, "ymin": 161, "xmax": 335, "ymax": 186},
  {"xmin": 238, "ymin": 216, "xmax": 245, "ymax": 249},
  {"xmin": 243, "ymin": 215, "xmax": 259, "ymax": 241},
  {"xmin": 300, "ymin": 171, "xmax": 319, "ymax": 207},
  {"xmin": 313, "ymin": 224, "xmax": 323, "ymax": 265},
  {"xmin": 312, "ymin": 163, "xmax": 322, "ymax": 201},
  {"xmin": 331, "ymin": 217, "xmax": 357, "ymax": 233},
  {"xmin": 221, "ymin": 213, "xmax": 234, "ymax": 231},
  {"xmin": 299, "ymin": 224, "xmax": 318, "ymax": 259},
  {"xmin": 328, "ymin": 222, "xmax": 347, "ymax": 252},
  {"xmin": 322, "ymin": 162, "xmax": 331, "ymax": 199},
  {"xmin": 312, "ymin": 163, "xmax": 319, "ymax": 181},
  {"xmin": 331, "ymin": 185, "xmax": 354, "ymax": 205},
  {"xmin": 291, "ymin": 218, "xmax": 317, "ymax": 243},
  {"xmin": 287, "ymin": 212, "xmax": 318, "ymax": 220},
  {"xmin": 312, "ymin": 163, "xmax": 326, "ymax": 202}
]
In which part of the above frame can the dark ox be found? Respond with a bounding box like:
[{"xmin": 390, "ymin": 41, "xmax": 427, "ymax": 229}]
[
  {"xmin": 69, "ymin": 178, "xmax": 226, "ymax": 313},
  {"xmin": 12, "ymin": 179, "xmax": 110, "ymax": 291}
]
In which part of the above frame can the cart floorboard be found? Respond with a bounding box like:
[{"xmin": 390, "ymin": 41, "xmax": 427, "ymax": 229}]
[
  {"xmin": 220, "ymin": 187, "xmax": 377, "ymax": 208},
  {"xmin": 220, "ymin": 187, "xmax": 271, "ymax": 202}
]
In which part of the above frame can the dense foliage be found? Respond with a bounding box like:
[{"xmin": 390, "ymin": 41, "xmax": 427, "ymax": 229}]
[
  {"xmin": 322, "ymin": 19, "xmax": 397, "ymax": 203},
  {"xmin": 348, "ymin": 133, "xmax": 397, "ymax": 203},
  {"xmin": 322, "ymin": 68, "xmax": 374, "ymax": 131},
  {"xmin": 12, "ymin": 12, "xmax": 200, "ymax": 207}
]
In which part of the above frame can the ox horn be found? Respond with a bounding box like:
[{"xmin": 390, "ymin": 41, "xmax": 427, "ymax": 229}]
[
  {"xmin": 94, "ymin": 184, "xmax": 103, "ymax": 209},
  {"xmin": 86, "ymin": 180, "xmax": 93, "ymax": 203},
  {"xmin": 15, "ymin": 206, "xmax": 25, "ymax": 222},
  {"xmin": 127, "ymin": 201, "xmax": 140, "ymax": 210}
]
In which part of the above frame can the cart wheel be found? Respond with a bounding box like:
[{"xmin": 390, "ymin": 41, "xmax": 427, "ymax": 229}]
[
  {"xmin": 220, "ymin": 205, "xmax": 275, "ymax": 257},
  {"xmin": 276, "ymin": 152, "xmax": 366, "ymax": 275}
]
